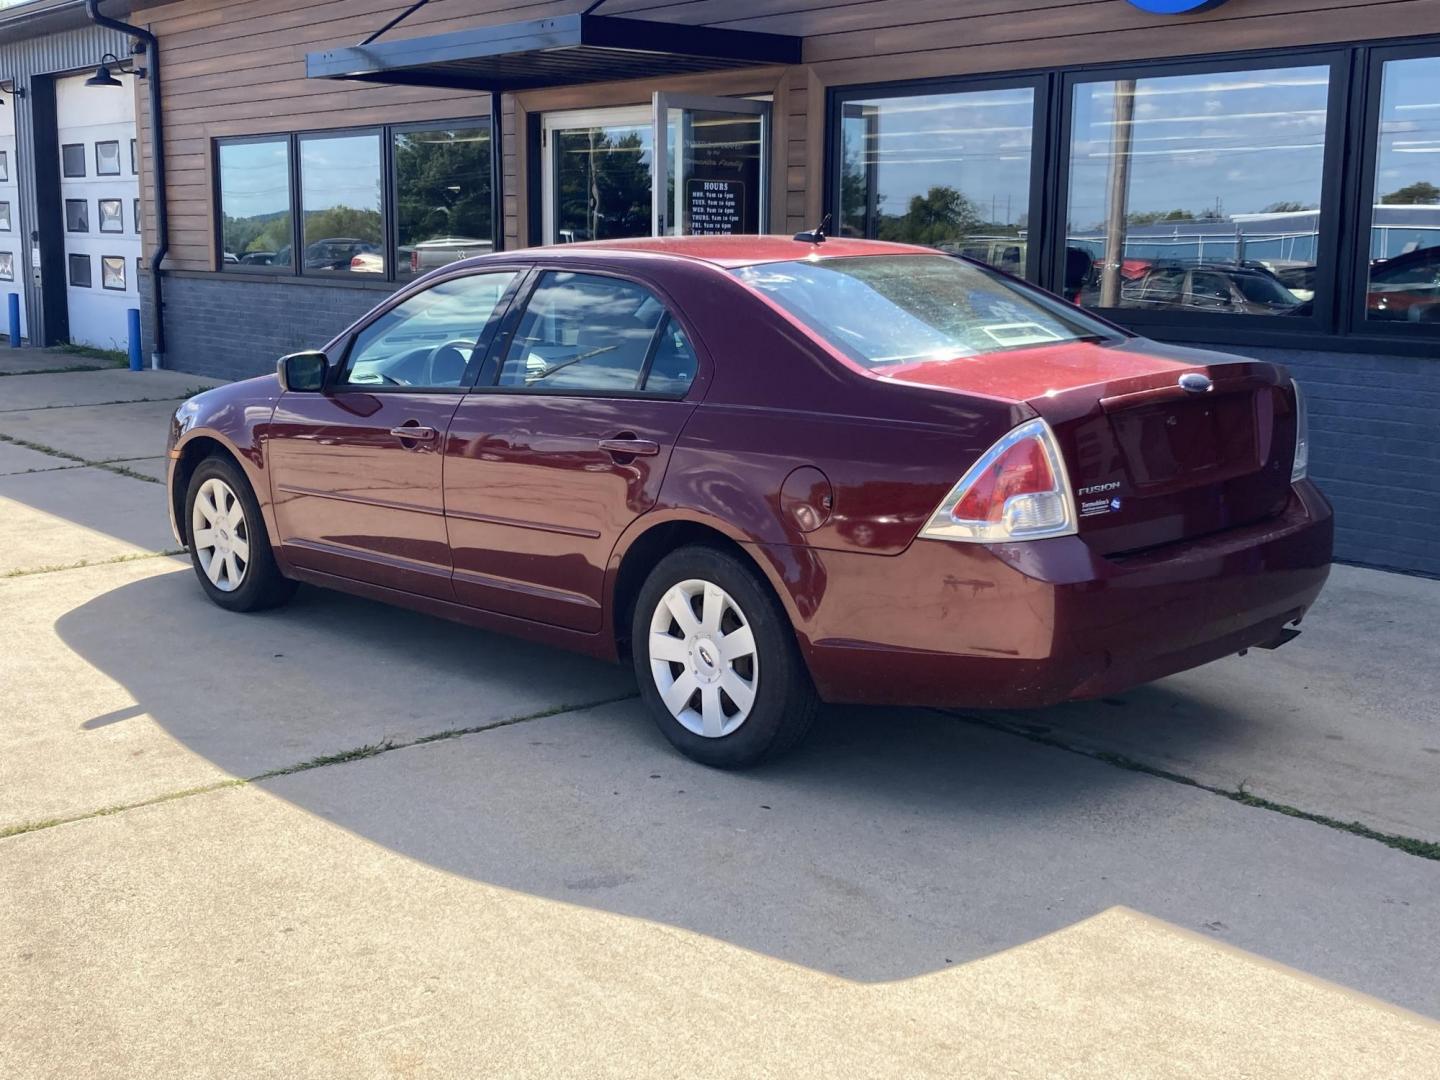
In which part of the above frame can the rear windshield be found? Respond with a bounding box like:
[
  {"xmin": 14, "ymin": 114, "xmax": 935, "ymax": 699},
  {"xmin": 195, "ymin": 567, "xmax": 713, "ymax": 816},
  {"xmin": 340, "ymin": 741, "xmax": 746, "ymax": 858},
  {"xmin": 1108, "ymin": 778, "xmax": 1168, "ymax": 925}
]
[{"xmin": 733, "ymin": 255, "xmax": 1115, "ymax": 367}]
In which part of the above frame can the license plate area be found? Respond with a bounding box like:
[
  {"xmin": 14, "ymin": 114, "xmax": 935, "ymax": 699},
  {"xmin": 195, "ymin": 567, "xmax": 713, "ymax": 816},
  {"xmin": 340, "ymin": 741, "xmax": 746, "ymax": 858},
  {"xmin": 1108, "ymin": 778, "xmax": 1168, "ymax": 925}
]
[{"xmin": 1110, "ymin": 392, "xmax": 1260, "ymax": 491}]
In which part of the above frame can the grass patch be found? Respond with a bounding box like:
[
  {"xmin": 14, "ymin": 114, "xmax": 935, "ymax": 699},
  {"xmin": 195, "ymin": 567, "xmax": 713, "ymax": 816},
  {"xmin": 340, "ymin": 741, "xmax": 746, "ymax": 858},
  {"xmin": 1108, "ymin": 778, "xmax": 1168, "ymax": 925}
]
[
  {"xmin": 0, "ymin": 431, "xmax": 86, "ymax": 464},
  {"xmin": 51, "ymin": 343, "xmax": 129, "ymax": 366},
  {"xmin": 948, "ymin": 710, "xmax": 1440, "ymax": 862},
  {"xmin": 0, "ymin": 692, "xmax": 640, "ymax": 841},
  {"xmin": 96, "ymin": 461, "xmax": 162, "ymax": 485},
  {"xmin": 0, "ymin": 362, "xmax": 119, "ymax": 377}
]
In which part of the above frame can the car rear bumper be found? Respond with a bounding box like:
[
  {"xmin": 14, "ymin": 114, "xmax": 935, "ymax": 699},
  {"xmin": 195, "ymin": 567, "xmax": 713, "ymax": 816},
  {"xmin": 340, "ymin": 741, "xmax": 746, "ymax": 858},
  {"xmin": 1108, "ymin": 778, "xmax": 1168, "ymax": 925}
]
[{"xmin": 794, "ymin": 480, "xmax": 1333, "ymax": 709}]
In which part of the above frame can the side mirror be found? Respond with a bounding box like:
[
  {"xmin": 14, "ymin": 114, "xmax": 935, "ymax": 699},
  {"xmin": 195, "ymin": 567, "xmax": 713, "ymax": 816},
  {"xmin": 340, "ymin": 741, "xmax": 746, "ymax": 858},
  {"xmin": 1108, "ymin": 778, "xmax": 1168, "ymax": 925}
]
[{"xmin": 277, "ymin": 350, "xmax": 329, "ymax": 392}]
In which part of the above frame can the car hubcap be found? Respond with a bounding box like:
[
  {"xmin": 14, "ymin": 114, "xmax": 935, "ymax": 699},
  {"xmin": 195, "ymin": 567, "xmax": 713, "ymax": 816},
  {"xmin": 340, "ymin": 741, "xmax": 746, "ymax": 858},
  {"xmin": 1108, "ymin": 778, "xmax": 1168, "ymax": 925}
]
[
  {"xmin": 648, "ymin": 578, "xmax": 759, "ymax": 738},
  {"xmin": 191, "ymin": 477, "xmax": 249, "ymax": 593}
]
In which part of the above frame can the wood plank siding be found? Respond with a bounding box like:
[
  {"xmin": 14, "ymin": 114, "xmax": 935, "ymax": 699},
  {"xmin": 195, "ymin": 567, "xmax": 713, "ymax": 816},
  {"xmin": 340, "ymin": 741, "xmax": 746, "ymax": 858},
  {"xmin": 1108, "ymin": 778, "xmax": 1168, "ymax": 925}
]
[{"xmin": 130, "ymin": 0, "xmax": 1440, "ymax": 269}]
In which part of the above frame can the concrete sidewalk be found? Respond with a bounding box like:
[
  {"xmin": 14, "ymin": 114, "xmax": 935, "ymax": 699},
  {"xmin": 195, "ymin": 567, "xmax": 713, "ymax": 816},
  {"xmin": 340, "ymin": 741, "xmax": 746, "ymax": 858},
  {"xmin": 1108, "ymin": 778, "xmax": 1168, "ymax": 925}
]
[{"xmin": 1, "ymin": 364, "xmax": 1437, "ymax": 1077}]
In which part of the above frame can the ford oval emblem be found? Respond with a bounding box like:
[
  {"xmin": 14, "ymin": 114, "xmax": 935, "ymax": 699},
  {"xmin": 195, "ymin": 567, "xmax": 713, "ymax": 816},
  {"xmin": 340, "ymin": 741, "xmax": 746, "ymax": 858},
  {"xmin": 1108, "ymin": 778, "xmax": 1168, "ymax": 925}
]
[{"xmin": 1179, "ymin": 372, "xmax": 1214, "ymax": 394}]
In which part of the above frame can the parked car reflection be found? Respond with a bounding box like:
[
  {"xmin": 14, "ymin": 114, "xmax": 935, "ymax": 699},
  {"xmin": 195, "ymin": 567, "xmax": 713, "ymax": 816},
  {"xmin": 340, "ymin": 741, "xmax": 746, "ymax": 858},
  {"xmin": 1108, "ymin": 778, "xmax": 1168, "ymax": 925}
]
[{"xmin": 1367, "ymin": 246, "xmax": 1440, "ymax": 322}]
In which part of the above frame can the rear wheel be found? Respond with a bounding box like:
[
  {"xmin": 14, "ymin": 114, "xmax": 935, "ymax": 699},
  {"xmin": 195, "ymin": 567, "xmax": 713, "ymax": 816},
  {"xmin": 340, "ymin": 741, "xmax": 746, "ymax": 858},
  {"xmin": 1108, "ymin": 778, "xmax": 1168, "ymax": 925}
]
[
  {"xmin": 184, "ymin": 455, "xmax": 295, "ymax": 612},
  {"xmin": 632, "ymin": 545, "xmax": 818, "ymax": 768}
]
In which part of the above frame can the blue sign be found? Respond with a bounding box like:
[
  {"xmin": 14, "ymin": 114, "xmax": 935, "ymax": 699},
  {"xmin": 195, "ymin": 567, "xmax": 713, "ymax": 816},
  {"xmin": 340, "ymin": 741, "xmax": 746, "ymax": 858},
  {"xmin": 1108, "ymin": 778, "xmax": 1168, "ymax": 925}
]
[{"xmin": 1126, "ymin": 0, "xmax": 1230, "ymax": 12}]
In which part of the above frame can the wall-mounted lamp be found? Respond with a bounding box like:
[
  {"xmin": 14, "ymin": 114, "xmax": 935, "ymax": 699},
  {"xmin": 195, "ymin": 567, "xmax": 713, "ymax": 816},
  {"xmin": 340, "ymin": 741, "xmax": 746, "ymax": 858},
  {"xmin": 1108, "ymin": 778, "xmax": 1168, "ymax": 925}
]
[
  {"xmin": 85, "ymin": 53, "xmax": 126, "ymax": 87},
  {"xmin": 0, "ymin": 84, "xmax": 24, "ymax": 107}
]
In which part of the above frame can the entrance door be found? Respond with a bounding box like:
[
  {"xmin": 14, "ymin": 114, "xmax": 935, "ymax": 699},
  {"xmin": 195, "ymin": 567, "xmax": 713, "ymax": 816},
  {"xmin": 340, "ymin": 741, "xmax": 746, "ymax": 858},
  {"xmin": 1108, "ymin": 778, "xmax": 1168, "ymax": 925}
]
[
  {"xmin": 56, "ymin": 72, "xmax": 140, "ymax": 352},
  {"xmin": 540, "ymin": 96, "xmax": 771, "ymax": 245},
  {"xmin": 542, "ymin": 106, "xmax": 656, "ymax": 245},
  {"xmin": 652, "ymin": 93, "xmax": 769, "ymax": 238}
]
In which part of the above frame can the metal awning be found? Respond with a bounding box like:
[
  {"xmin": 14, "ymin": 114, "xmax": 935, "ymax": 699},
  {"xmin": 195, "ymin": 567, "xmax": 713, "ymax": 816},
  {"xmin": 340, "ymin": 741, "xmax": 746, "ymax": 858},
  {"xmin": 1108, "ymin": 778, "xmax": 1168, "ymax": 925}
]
[{"xmin": 306, "ymin": 14, "xmax": 802, "ymax": 92}]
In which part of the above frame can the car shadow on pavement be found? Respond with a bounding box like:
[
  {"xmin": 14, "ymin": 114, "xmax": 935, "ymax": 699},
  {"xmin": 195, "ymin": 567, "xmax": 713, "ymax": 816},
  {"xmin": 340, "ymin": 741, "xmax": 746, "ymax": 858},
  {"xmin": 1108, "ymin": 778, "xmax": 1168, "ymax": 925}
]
[{"xmin": 54, "ymin": 568, "xmax": 1440, "ymax": 1009}]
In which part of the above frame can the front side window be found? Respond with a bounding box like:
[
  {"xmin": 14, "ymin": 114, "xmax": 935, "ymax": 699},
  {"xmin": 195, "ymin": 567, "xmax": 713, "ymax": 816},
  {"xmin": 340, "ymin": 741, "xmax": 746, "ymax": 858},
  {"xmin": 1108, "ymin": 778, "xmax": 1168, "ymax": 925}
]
[
  {"xmin": 1065, "ymin": 64, "xmax": 1331, "ymax": 317},
  {"xmin": 218, "ymin": 138, "xmax": 292, "ymax": 271},
  {"xmin": 300, "ymin": 132, "xmax": 382, "ymax": 276},
  {"xmin": 735, "ymin": 255, "xmax": 1113, "ymax": 367},
  {"xmin": 394, "ymin": 126, "xmax": 493, "ymax": 280},
  {"xmin": 343, "ymin": 271, "xmax": 517, "ymax": 390},
  {"xmin": 496, "ymin": 272, "xmax": 669, "ymax": 392},
  {"xmin": 1366, "ymin": 54, "xmax": 1440, "ymax": 326},
  {"xmin": 838, "ymin": 85, "xmax": 1035, "ymax": 276}
]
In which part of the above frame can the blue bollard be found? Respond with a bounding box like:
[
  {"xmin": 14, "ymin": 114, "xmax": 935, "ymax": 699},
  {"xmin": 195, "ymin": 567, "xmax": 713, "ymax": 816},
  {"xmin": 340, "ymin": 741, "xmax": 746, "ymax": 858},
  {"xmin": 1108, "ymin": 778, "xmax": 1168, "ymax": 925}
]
[
  {"xmin": 7, "ymin": 293, "xmax": 19, "ymax": 348},
  {"xmin": 127, "ymin": 307, "xmax": 142, "ymax": 371}
]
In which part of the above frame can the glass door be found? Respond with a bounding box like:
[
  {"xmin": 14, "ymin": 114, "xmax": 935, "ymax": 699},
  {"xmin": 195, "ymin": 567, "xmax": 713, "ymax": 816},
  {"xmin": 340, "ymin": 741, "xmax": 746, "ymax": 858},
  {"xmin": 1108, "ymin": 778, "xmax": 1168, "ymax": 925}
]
[
  {"xmin": 652, "ymin": 93, "xmax": 770, "ymax": 237},
  {"xmin": 542, "ymin": 106, "xmax": 657, "ymax": 245}
]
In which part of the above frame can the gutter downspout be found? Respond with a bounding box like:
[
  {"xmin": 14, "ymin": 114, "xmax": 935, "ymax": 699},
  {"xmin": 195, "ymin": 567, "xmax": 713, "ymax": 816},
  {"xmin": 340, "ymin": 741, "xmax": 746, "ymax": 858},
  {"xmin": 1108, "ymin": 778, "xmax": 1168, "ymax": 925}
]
[{"xmin": 86, "ymin": 0, "xmax": 167, "ymax": 368}]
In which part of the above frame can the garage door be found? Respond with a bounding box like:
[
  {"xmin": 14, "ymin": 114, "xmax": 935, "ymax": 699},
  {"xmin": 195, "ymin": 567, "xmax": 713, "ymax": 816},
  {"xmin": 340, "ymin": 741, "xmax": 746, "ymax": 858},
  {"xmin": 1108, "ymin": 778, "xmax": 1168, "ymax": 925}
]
[
  {"xmin": 56, "ymin": 72, "xmax": 140, "ymax": 352},
  {"xmin": 0, "ymin": 101, "xmax": 24, "ymax": 340}
]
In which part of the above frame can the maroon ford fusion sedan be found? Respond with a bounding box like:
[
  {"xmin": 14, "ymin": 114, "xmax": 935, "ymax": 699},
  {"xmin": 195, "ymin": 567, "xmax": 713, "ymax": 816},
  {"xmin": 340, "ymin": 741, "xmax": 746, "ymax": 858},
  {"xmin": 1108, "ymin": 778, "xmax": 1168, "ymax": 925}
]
[{"xmin": 166, "ymin": 236, "xmax": 1332, "ymax": 767}]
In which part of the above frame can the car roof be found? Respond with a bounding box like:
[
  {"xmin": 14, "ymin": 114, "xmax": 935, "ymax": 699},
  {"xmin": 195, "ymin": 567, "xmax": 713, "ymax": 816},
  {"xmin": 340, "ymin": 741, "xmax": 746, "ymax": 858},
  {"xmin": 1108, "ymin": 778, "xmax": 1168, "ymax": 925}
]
[{"xmin": 512, "ymin": 234, "xmax": 938, "ymax": 269}]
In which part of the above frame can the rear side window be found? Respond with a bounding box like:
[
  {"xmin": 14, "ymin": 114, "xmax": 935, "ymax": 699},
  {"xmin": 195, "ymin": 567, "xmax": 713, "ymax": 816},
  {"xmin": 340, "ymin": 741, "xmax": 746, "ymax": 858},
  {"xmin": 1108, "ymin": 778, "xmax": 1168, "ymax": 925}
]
[{"xmin": 497, "ymin": 271, "xmax": 676, "ymax": 394}]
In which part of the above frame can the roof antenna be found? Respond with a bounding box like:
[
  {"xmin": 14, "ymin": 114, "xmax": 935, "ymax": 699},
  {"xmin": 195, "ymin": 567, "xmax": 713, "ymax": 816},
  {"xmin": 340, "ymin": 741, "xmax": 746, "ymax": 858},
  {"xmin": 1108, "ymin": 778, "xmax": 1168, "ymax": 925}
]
[{"xmin": 792, "ymin": 214, "xmax": 831, "ymax": 245}]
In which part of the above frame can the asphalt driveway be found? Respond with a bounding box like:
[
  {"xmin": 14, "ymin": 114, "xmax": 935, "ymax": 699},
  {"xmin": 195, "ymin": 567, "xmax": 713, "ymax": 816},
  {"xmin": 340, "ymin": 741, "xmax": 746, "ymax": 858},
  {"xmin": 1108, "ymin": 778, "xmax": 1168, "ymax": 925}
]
[{"xmin": 2, "ymin": 357, "xmax": 1437, "ymax": 1077}]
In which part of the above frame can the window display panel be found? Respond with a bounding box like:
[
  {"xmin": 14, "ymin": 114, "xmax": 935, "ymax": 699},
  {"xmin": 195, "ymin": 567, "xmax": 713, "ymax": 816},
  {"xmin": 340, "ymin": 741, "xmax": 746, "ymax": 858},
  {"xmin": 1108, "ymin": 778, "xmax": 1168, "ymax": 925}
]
[
  {"xmin": 839, "ymin": 87, "xmax": 1035, "ymax": 276},
  {"xmin": 1366, "ymin": 55, "xmax": 1440, "ymax": 326},
  {"xmin": 1066, "ymin": 65, "xmax": 1332, "ymax": 316}
]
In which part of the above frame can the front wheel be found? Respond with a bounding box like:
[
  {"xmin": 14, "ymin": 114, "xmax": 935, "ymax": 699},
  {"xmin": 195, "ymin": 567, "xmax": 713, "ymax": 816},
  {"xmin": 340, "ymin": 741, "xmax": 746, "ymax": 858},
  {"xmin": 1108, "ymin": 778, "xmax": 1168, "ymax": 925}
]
[
  {"xmin": 632, "ymin": 545, "xmax": 818, "ymax": 768},
  {"xmin": 184, "ymin": 455, "xmax": 296, "ymax": 612}
]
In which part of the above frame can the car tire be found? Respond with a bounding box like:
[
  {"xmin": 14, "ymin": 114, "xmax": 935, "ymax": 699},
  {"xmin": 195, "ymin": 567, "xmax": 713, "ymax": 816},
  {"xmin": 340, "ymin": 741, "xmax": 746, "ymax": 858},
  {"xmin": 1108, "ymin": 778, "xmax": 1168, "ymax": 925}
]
[
  {"xmin": 184, "ymin": 454, "xmax": 296, "ymax": 613},
  {"xmin": 632, "ymin": 544, "xmax": 819, "ymax": 768}
]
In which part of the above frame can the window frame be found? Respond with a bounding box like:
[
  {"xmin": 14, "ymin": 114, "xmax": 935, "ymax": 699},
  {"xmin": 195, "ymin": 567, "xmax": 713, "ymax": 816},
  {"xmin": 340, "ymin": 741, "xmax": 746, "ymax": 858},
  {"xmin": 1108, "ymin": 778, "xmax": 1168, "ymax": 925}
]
[
  {"xmin": 329, "ymin": 264, "xmax": 532, "ymax": 395},
  {"xmin": 471, "ymin": 266, "xmax": 706, "ymax": 401},
  {"xmin": 98, "ymin": 198, "xmax": 124, "ymax": 234},
  {"xmin": 828, "ymin": 72, "xmax": 1050, "ymax": 284},
  {"xmin": 60, "ymin": 143, "xmax": 85, "ymax": 178},
  {"xmin": 213, "ymin": 133, "xmax": 295, "ymax": 275},
  {"xmin": 64, "ymin": 198, "xmax": 88, "ymax": 233},
  {"xmin": 67, "ymin": 253, "xmax": 91, "ymax": 289},
  {"xmin": 212, "ymin": 108, "xmax": 502, "ymax": 283},
  {"xmin": 1052, "ymin": 50, "xmax": 1350, "ymax": 344},
  {"xmin": 825, "ymin": 35, "xmax": 1440, "ymax": 357},
  {"xmin": 1348, "ymin": 40, "xmax": 1440, "ymax": 345},
  {"xmin": 297, "ymin": 126, "xmax": 387, "ymax": 279},
  {"xmin": 389, "ymin": 118, "xmax": 500, "ymax": 283},
  {"xmin": 95, "ymin": 139, "xmax": 122, "ymax": 177},
  {"xmin": 101, "ymin": 255, "xmax": 127, "ymax": 292}
]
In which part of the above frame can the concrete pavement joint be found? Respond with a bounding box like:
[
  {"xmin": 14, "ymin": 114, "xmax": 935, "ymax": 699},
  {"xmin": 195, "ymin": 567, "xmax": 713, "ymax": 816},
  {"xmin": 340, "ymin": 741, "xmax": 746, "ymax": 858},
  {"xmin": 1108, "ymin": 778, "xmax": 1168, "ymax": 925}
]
[
  {"xmin": 1, "ymin": 549, "xmax": 185, "ymax": 579},
  {"xmin": 0, "ymin": 692, "xmax": 640, "ymax": 842},
  {"xmin": 945, "ymin": 710, "xmax": 1440, "ymax": 861},
  {"xmin": 0, "ymin": 394, "xmax": 194, "ymax": 415},
  {"xmin": 0, "ymin": 431, "xmax": 164, "ymax": 484}
]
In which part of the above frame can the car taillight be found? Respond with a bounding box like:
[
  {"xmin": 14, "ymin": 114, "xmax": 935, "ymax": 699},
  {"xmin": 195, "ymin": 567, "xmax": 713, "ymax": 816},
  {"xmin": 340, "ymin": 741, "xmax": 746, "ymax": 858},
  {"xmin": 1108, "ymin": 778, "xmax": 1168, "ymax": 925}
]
[
  {"xmin": 919, "ymin": 418, "xmax": 1076, "ymax": 543},
  {"xmin": 1291, "ymin": 378, "xmax": 1309, "ymax": 483}
]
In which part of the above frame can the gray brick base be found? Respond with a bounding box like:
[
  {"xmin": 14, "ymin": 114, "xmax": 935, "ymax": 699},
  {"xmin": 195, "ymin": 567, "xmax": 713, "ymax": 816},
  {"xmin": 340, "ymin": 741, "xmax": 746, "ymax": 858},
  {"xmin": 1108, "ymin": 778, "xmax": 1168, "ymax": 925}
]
[{"xmin": 148, "ymin": 272, "xmax": 1440, "ymax": 578}]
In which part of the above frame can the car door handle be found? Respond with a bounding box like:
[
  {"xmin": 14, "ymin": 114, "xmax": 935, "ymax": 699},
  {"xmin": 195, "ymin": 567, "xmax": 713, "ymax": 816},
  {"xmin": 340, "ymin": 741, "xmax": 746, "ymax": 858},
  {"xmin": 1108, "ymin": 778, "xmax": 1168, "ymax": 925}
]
[
  {"xmin": 391, "ymin": 425, "xmax": 438, "ymax": 442},
  {"xmin": 598, "ymin": 437, "xmax": 660, "ymax": 457}
]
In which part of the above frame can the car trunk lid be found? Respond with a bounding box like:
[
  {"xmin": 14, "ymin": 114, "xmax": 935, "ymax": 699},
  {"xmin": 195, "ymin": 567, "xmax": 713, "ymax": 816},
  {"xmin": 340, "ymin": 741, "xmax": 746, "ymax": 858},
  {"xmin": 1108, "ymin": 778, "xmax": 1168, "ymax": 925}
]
[{"xmin": 882, "ymin": 338, "xmax": 1299, "ymax": 555}]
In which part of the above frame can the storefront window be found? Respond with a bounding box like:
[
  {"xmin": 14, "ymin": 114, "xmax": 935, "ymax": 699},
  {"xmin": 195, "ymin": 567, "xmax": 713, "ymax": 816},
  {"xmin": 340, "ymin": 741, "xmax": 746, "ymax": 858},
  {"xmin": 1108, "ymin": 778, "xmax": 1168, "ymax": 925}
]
[
  {"xmin": 217, "ymin": 138, "xmax": 292, "ymax": 272},
  {"xmin": 1366, "ymin": 55, "xmax": 1440, "ymax": 326},
  {"xmin": 394, "ymin": 126, "xmax": 493, "ymax": 280},
  {"xmin": 837, "ymin": 86, "xmax": 1035, "ymax": 276},
  {"xmin": 552, "ymin": 119, "xmax": 655, "ymax": 243},
  {"xmin": 299, "ymin": 131, "xmax": 383, "ymax": 275},
  {"xmin": 1065, "ymin": 65, "xmax": 1331, "ymax": 316}
]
